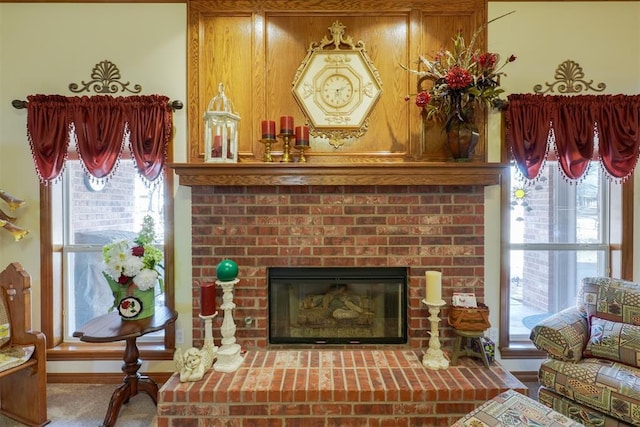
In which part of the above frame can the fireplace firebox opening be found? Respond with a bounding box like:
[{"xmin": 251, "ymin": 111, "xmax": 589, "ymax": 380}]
[{"xmin": 268, "ymin": 267, "xmax": 408, "ymax": 345}]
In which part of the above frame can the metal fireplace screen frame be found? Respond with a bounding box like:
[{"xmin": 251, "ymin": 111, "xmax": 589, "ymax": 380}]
[{"xmin": 268, "ymin": 267, "xmax": 408, "ymax": 345}]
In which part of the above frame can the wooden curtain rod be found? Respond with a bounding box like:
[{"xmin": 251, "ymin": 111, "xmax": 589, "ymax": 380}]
[{"xmin": 11, "ymin": 99, "xmax": 184, "ymax": 111}]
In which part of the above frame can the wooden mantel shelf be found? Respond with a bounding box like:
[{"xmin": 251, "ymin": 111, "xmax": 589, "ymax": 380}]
[{"xmin": 169, "ymin": 162, "xmax": 509, "ymax": 187}]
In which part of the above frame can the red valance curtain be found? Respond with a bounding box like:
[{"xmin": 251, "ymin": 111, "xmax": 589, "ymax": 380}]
[
  {"xmin": 506, "ymin": 94, "xmax": 640, "ymax": 182},
  {"xmin": 26, "ymin": 95, "xmax": 72, "ymax": 183},
  {"xmin": 123, "ymin": 95, "xmax": 172, "ymax": 184},
  {"xmin": 72, "ymin": 96, "xmax": 127, "ymax": 181},
  {"xmin": 25, "ymin": 94, "xmax": 172, "ymax": 185}
]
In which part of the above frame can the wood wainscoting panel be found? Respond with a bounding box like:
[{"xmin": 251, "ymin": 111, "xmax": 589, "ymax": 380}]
[{"xmin": 187, "ymin": 0, "xmax": 487, "ymax": 163}]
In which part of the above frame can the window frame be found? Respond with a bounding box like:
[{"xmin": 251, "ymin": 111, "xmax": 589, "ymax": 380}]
[
  {"xmin": 499, "ymin": 164, "xmax": 633, "ymax": 358},
  {"xmin": 40, "ymin": 161, "xmax": 176, "ymax": 361}
]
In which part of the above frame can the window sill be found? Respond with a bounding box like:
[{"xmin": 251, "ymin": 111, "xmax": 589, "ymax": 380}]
[
  {"xmin": 499, "ymin": 342, "xmax": 546, "ymax": 359},
  {"xmin": 47, "ymin": 341, "xmax": 175, "ymax": 361}
]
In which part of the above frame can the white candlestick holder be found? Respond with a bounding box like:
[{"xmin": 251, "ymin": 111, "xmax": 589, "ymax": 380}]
[
  {"xmin": 213, "ymin": 278, "xmax": 244, "ymax": 373},
  {"xmin": 422, "ymin": 299, "xmax": 449, "ymax": 370},
  {"xmin": 199, "ymin": 312, "xmax": 219, "ymax": 371}
]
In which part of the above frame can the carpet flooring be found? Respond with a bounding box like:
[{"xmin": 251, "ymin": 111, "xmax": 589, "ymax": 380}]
[{"xmin": 0, "ymin": 383, "xmax": 156, "ymax": 427}]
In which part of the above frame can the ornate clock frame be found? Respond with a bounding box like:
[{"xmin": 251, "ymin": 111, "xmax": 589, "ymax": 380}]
[{"xmin": 291, "ymin": 21, "xmax": 383, "ymax": 148}]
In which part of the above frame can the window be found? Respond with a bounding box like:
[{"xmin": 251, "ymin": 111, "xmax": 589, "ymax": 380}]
[
  {"xmin": 55, "ymin": 160, "xmax": 166, "ymax": 340},
  {"xmin": 43, "ymin": 158, "xmax": 175, "ymax": 358},
  {"xmin": 501, "ymin": 161, "xmax": 624, "ymax": 355}
]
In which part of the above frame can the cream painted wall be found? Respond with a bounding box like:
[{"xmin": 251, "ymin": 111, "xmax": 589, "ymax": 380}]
[
  {"xmin": 0, "ymin": 3, "xmax": 190, "ymax": 374},
  {"xmin": 0, "ymin": 2, "xmax": 638, "ymax": 376},
  {"xmin": 488, "ymin": 1, "xmax": 640, "ymax": 372}
]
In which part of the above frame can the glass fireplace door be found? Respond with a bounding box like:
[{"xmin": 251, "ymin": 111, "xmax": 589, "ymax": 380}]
[{"xmin": 268, "ymin": 267, "xmax": 407, "ymax": 345}]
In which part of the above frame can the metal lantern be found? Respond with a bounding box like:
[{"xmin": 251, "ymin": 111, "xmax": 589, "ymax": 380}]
[{"xmin": 203, "ymin": 83, "xmax": 240, "ymax": 163}]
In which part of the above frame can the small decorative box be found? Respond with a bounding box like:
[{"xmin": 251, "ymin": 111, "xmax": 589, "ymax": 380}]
[{"xmin": 470, "ymin": 337, "xmax": 495, "ymax": 363}]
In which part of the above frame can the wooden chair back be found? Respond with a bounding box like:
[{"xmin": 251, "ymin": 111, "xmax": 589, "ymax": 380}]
[{"xmin": 0, "ymin": 262, "xmax": 48, "ymax": 426}]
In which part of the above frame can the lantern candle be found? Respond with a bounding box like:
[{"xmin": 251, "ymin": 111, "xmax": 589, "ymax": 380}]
[
  {"xmin": 213, "ymin": 135, "xmax": 222, "ymax": 157},
  {"xmin": 425, "ymin": 271, "xmax": 442, "ymax": 304},
  {"xmin": 201, "ymin": 283, "xmax": 216, "ymax": 316},
  {"xmin": 261, "ymin": 120, "xmax": 276, "ymax": 139},
  {"xmin": 295, "ymin": 126, "xmax": 309, "ymax": 146},
  {"xmin": 280, "ymin": 115, "xmax": 294, "ymax": 135}
]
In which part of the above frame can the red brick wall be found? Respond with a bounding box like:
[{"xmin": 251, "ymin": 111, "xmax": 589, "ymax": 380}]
[{"xmin": 191, "ymin": 184, "xmax": 486, "ymax": 350}]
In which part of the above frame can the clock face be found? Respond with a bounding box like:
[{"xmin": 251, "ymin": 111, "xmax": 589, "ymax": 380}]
[
  {"xmin": 321, "ymin": 74, "xmax": 354, "ymax": 108},
  {"xmin": 292, "ymin": 50, "xmax": 382, "ymax": 131}
]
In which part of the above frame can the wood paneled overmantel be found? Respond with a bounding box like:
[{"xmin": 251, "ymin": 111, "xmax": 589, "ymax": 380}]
[
  {"xmin": 170, "ymin": 162, "xmax": 508, "ymax": 186},
  {"xmin": 186, "ymin": 0, "xmax": 490, "ymax": 164}
]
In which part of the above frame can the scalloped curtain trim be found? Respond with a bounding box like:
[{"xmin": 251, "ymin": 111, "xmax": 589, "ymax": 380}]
[
  {"xmin": 506, "ymin": 94, "xmax": 640, "ymax": 183},
  {"xmin": 25, "ymin": 94, "xmax": 172, "ymax": 185}
]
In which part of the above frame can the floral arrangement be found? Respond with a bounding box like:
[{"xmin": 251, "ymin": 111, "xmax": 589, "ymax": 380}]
[
  {"xmin": 103, "ymin": 215, "xmax": 164, "ymax": 292},
  {"xmin": 403, "ymin": 13, "xmax": 516, "ymax": 132}
]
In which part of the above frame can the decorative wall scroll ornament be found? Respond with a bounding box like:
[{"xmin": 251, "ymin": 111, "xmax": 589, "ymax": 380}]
[
  {"xmin": 533, "ymin": 60, "xmax": 606, "ymax": 94},
  {"xmin": 69, "ymin": 60, "xmax": 143, "ymax": 94},
  {"xmin": 292, "ymin": 21, "xmax": 383, "ymax": 148}
]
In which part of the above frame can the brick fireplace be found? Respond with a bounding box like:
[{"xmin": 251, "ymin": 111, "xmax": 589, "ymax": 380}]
[
  {"xmin": 190, "ymin": 183, "xmax": 488, "ymax": 351},
  {"xmin": 158, "ymin": 165, "xmax": 525, "ymax": 426}
]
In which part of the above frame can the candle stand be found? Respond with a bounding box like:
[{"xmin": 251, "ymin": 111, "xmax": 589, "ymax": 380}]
[
  {"xmin": 260, "ymin": 138, "xmax": 277, "ymax": 162},
  {"xmin": 295, "ymin": 144, "xmax": 309, "ymax": 163},
  {"xmin": 279, "ymin": 133, "xmax": 294, "ymax": 163},
  {"xmin": 422, "ymin": 299, "xmax": 449, "ymax": 370},
  {"xmin": 199, "ymin": 312, "xmax": 219, "ymax": 371},
  {"xmin": 213, "ymin": 278, "xmax": 244, "ymax": 373}
]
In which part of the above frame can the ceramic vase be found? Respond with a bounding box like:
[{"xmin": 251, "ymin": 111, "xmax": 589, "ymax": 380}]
[{"xmin": 446, "ymin": 119, "xmax": 479, "ymax": 161}]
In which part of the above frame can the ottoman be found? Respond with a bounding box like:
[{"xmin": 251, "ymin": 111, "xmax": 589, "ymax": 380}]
[{"xmin": 452, "ymin": 389, "xmax": 584, "ymax": 426}]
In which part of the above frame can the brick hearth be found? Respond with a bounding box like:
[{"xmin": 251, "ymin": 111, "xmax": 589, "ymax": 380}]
[{"xmin": 157, "ymin": 350, "xmax": 527, "ymax": 426}]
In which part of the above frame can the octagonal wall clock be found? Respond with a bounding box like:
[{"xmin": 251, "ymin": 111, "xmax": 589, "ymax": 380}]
[{"xmin": 292, "ymin": 21, "xmax": 383, "ymax": 148}]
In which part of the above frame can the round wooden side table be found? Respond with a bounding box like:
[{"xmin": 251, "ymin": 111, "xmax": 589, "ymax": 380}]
[{"xmin": 73, "ymin": 306, "xmax": 178, "ymax": 427}]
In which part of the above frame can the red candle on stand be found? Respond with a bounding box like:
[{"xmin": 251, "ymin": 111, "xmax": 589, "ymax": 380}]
[
  {"xmin": 200, "ymin": 283, "xmax": 216, "ymax": 316},
  {"xmin": 261, "ymin": 120, "xmax": 276, "ymax": 139},
  {"xmin": 295, "ymin": 126, "xmax": 309, "ymax": 146},
  {"xmin": 280, "ymin": 115, "xmax": 294, "ymax": 134}
]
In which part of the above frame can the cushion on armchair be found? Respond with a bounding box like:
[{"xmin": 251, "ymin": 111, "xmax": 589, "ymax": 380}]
[
  {"xmin": 530, "ymin": 307, "xmax": 589, "ymax": 362},
  {"xmin": 579, "ymin": 277, "xmax": 640, "ymax": 324},
  {"xmin": 585, "ymin": 317, "xmax": 640, "ymax": 368}
]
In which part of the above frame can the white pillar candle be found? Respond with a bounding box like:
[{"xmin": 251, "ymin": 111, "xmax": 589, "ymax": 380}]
[{"xmin": 425, "ymin": 271, "xmax": 442, "ymax": 304}]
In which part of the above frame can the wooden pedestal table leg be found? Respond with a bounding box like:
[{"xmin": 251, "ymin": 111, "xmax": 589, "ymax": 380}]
[{"xmin": 101, "ymin": 336, "xmax": 159, "ymax": 427}]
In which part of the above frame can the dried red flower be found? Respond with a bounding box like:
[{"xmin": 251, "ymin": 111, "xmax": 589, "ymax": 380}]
[
  {"xmin": 477, "ymin": 52, "xmax": 498, "ymax": 71},
  {"xmin": 415, "ymin": 91, "xmax": 431, "ymax": 108},
  {"xmin": 445, "ymin": 66, "xmax": 473, "ymax": 89}
]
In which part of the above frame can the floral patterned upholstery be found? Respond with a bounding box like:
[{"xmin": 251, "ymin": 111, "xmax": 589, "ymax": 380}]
[{"xmin": 532, "ymin": 277, "xmax": 640, "ymax": 426}]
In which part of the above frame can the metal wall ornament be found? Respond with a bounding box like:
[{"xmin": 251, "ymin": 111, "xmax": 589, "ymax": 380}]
[
  {"xmin": 69, "ymin": 59, "xmax": 143, "ymax": 94},
  {"xmin": 533, "ymin": 59, "xmax": 606, "ymax": 94},
  {"xmin": 291, "ymin": 21, "xmax": 383, "ymax": 148}
]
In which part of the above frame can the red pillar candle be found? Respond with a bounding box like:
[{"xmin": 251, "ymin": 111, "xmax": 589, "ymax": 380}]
[
  {"xmin": 295, "ymin": 126, "xmax": 309, "ymax": 146},
  {"xmin": 200, "ymin": 283, "xmax": 216, "ymax": 316},
  {"xmin": 261, "ymin": 120, "xmax": 276, "ymax": 139},
  {"xmin": 280, "ymin": 115, "xmax": 294, "ymax": 134},
  {"xmin": 212, "ymin": 135, "xmax": 222, "ymax": 157}
]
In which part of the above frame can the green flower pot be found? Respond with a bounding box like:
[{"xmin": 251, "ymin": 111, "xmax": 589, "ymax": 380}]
[{"xmin": 104, "ymin": 274, "xmax": 155, "ymax": 320}]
